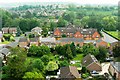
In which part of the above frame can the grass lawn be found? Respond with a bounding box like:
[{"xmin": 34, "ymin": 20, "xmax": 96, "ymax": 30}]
[
  {"xmin": 0, "ymin": 41, "xmax": 10, "ymax": 44},
  {"xmin": 115, "ymin": 57, "xmax": 120, "ymax": 62},
  {"xmin": 71, "ymin": 54, "xmax": 84, "ymax": 68},
  {"xmin": 73, "ymin": 54, "xmax": 84, "ymax": 61},
  {"xmin": 107, "ymin": 31, "xmax": 120, "ymax": 40}
]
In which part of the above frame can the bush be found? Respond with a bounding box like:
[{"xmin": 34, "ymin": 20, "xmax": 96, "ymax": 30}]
[{"xmin": 82, "ymin": 73, "xmax": 89, "ymax": 78}]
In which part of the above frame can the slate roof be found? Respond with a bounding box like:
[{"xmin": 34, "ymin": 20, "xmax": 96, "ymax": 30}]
[
  {"xmin": 84, "ymin": 40, "xmax": 96, "ymax": 43},
  {"xmin": 56, "ymin": 38, "xmax": 84, "ymax": 43},
  {"xmin": 6, "ymin": 42, "xmax": 18, "ymax": 48},
  {"xmin": 31, "ymin": 27, "xmax": 42, "ymax": 32},
  {"xmin": 30, "ymin": 38, "xmax": 39, "ymax": 42},
  {"xmin": 60, "ymin": 66, "xmax": 80, "ymax": 78},
  {"xmin": 19, "ymin": 37, "xmax": 28, "ymax": 42},
  {"xmin": 54, "ymin": 26, "xmax": 97, "ymax": 35},
  {"xmin": 9, "ymin": 27, "xmax": 17, "ymax": 33},
  {"xmin": 40, "ymin": 38, "xmax": 56, "ymax": 43},
  {"xmin": 0, "ymin": 48, "xmax": 10, "ymax": 56},
  {"xmin": 110, "ymin": 62, "xmax": 120, "ymax": 72},
  {"xmin": 2, "ymin": 27, "xmax": 9, "ymax": 33},
  {"xmin": 2, "ymin": 27, "xmax": 17, "ymax": 33},
  {"xmin": 82, "ymin": 54, "xmax": 100, "ymax": 67}
]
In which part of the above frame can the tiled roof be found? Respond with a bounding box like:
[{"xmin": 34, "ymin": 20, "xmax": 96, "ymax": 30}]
[
  {"xmin": 30, "ymin": 38, "xmax": 39, "ymax": 42},
  {"xmin": 0, "ymin": 48, "xmax": 10, "ymax": 56},
  {"xmin": 54, "ymin": 26, "xmax": 97, "ymax": 35},
  {"xmin": 6, "ymin": 42, "xmax": 18, "ymax": 48},
  {"xmin": 60, "ymin": 66, "xmax": 80, "ymax": 78},
  {"xmin": 40, "ymin": 38, "xmax": 56, "ymax": 43},
  {"xmin": 19, "ymin": 37, "xmax": 28, "ymax": 42},
  {"xmin": 56, "ymin": 38, "xmax": 84, "ymax": 43},
  {"xmin": 82, "ymin": 54, "xmax": 100, "ymax": 67}
]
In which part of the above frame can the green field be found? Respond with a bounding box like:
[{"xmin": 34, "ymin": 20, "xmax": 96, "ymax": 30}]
[{"xmin": 107, "ymin": 31, "xmax": 120, "ymax": 40}]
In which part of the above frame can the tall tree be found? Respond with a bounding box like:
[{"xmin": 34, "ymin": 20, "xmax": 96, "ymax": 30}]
[
  {"xmin": 5, "ymin": 47, "xmax": 27, "ymax": 78},
  {"xmin": 65, "ymin": 45, "xmax": 73, "ymax": 59},
  {"xmin": 70, "ymin": 42, "xmax": 77, "ymax": 56},
  {"xmin": 46, "ymin": 61, "xmax": 58, "ymax": 71}
]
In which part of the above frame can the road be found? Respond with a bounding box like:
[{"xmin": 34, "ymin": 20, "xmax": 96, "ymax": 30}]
[{"xmin": 101, "ymin": 31, "xmax": 118, "ymax": 43}]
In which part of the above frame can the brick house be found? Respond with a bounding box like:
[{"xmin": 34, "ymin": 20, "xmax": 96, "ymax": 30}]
[
  {"xmin": 2, "ymin": 27, "xmax": 17, "ymax": 36},
  {"xmin": 9, "ymin": 28, "xmax": 17, "ymax": 34},
  {"xmin": 40, "ymin": 37, "xmax": 56, "ymax": 47},
  {"xmin": 18, "ymin": 37, "xmax": 29, "ymax": 47},
  {"xmin": 54, "ymin": 26, "xmax": 100, "ymax": 40},
  {"xmin": 59, "ymin": 66, "xmax": 81, "ymax": 80},
  {"xmin": 29, "ymin": 38, "xmax": 40, "ymax": 46},
  {"xmin": 2, "ymin": 27, "xmax": 9, "ymax": 34},
  {"xmin": 96, "ymin": 39, "xmax": 108, "ymax": 47},
  {"xmin": 56, "ymin": 38, "xmax": 84, "ymax": 46},
  {"xmin": 31, "ymin": 27, "xmax": 42, "ymax": 35},
  {"xmin": 109, "ymin": 62, "xmax": 120, "ymax": 80},
  {"xmin": 82, "ymin": 54, "xmax": 102, "ymax": 72}
]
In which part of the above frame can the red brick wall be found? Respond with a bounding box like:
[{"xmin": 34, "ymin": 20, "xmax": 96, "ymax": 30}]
[
  {"xmin": 54, "ymin": 29, "xmax": 61, "ymax": 36},
  {"xmin": 92, "ymin": 31, "xmax": 100, "ymax": 40},
  {"xmin": 96, "ymin": 41, "xmax": 108, "ymax": 47},
  {"xmin": 74, "ymin": 31, "xmax": 83, "ymax": 38},
  {"xmin": 19, "ymin": 42, "xmax": 28, "ymax": 47}
]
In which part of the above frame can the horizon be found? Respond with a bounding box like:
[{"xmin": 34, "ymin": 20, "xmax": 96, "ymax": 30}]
[
  {"xmin": 0, "ymin": 0, "xmax": 119, "ymax": 4},
  {"xmin": 0, "ymin": 0, "xmax": 119, "ymax": 8}
]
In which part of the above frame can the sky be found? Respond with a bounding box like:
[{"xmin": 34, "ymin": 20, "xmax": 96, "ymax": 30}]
[{"xmin": 0, "ymin": 0, "xmax": 119, "ymax": 5}]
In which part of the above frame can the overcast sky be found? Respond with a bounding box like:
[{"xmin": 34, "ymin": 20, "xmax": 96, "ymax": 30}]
[{"xmin": 0, "ymin": 0, "xmax": 119, "ymax": 5}]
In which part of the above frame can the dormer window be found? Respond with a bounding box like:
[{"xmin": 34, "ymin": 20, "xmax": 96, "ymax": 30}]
[{"xmin": 89, "ymin": 31, "xmax": 91, "ymax": 33}]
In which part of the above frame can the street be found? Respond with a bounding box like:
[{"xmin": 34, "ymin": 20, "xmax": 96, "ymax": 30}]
[{"xmin": 101, "ymin": 31, "xmax": 118, "ymax": 43}]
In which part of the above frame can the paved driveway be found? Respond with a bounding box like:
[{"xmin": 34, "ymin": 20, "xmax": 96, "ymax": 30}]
[
  {"xmin": 101, "ymin": 31, "xmax": 118, "ymax": 43},
  {"xmin": 99, "ymin": 62, "xmax": 110, "ymax": 75}
]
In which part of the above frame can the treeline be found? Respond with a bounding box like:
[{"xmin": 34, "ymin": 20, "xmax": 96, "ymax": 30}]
[{"xmin": 0, "ymin": 5, "xmax": 118, "ymax": 33}]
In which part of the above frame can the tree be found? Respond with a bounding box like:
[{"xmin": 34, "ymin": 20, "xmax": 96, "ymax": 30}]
[
  {"xmin": 19, "ymin": 19, "xmax": 29, "ymax": 32},
  {"xmin": 55, "ymin": 45, "xmax": 65, "ymax": 55},
  {"xmin": 82, "ymin": 43, "xmax": 99, "ymax": 56},
  {"xmin": 24, "ymin": 10, "xmax": 33, "ymax": 18},
  {"xmin": 5, "ymin": 47, "xmax": 27, "ymax": 78},
  {"xmin": 57, "ymin": 17, "xmax": 67, "ymax": 27},
  {"xmin": 96, "ymin": 46, "xmax": 107, "ymax": 61},
  {"xmin": 102, "ymin": 16, "xmax": 117, "ymax": 31},
  {"xmin": 70, "ymin": 42, "xmax": 77, "ymax": 56},
  {"xmin": 81, "ymin": 16, "xmax": 89, "ymax": 27},
  {"xmin": 63, "ymin": 12, "xmax": 76, "ymax": 23},
  {"xmin": 28, "ymin": 45, "xmax": 50, "ymax": 57},
  {"xmin": 32, "ymin": 59, "xmax": 44, "ymax": 72},
  {"xmin": 28, "ymin": 45, "xmax": 39, "ymax": 56},
  {"xmin": 46, "ymin": 61, "xmax": 58, "ymax": 71},
  {"xmin": 50, "ymin": 22, "xmax": 57, "ymax": 31},
  {"xmin": 41, "ymin": 55, "xmax": 50, "ymax": 65},
  {"xmin": 73, "ymin": 19, "xmax": 81, "ymax": 26},
  {"xmin": 23, "ymin": 72, "xmax": 44, "ymax": 79},
  {"xmin": 65, "ymin": 45, "xmax": 73, "ymax": 59},
  {"xmin": 59, "ymin": 60, "xmax": 69, "ymax": 67},
  {"xmin": 113, "ymin": 45, "xmax": 120, "ymax": 57}
]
